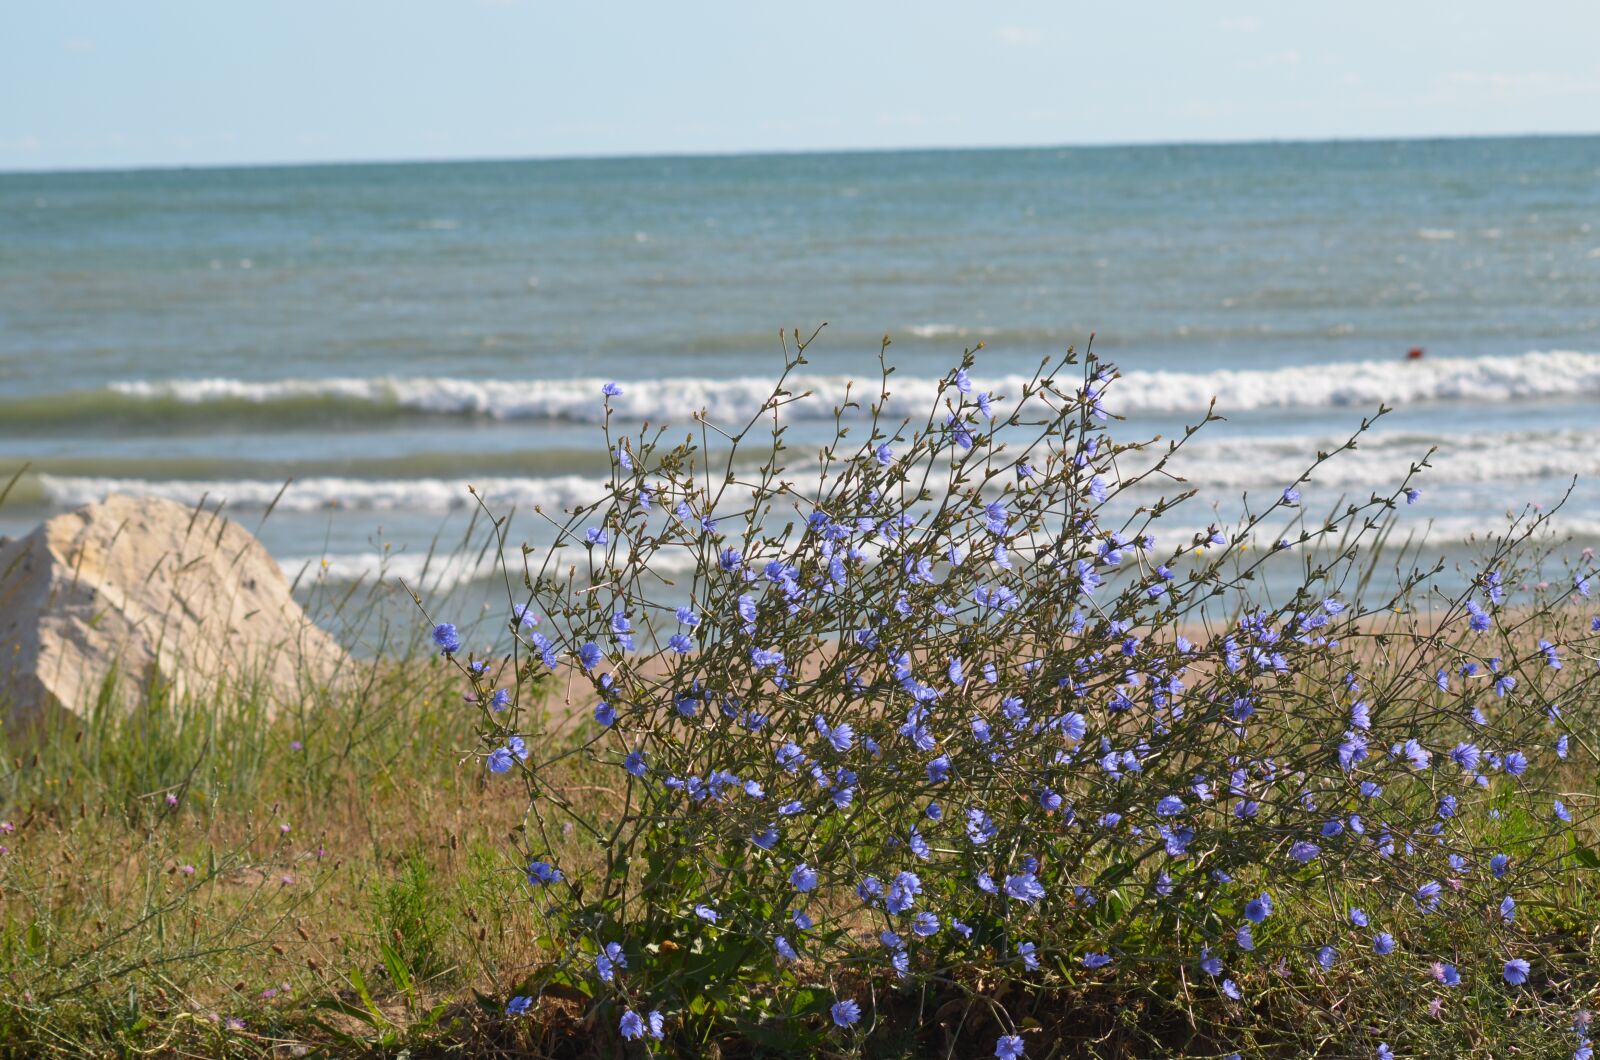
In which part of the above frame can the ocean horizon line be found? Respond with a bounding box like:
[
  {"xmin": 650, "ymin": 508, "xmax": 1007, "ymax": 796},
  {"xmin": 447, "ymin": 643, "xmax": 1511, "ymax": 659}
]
[{"xmin": 4, "ymin": 128, "xmax": 1599, "ymax": 180}]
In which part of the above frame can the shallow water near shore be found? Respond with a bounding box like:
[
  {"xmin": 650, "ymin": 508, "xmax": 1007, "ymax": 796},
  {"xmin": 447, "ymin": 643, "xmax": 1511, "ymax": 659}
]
[{"xmin": 3, "ymin": 135, "xmax": 1598, "ymax": 611}]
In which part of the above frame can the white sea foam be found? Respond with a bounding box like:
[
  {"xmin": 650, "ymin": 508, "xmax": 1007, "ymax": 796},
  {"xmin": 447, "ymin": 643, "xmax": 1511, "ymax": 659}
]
[
  {"xmin": 103, "ymin": 350, "xmax": 1600, "ymax": 424},
  {"xmin": 1110, "ymin": 349, "xmax": 1600, "ymax": 415},
  {"xmin": 35, "ymin": 424, "xmax": 1600, "ymax": 525},
  {"xmin": 284, "ymin": 510, "xmax": 1600, "ymax": 590},
  {"xmin": 36, "ymin": 474, "xmax": 612, "ymax": 513},
  {"xmin": 282, "ymin": 544, "xmax": 705, "ymax": 591},
  {"xmin": 1162, "ymin": 427, "xmax": 1600, "ymax": 492}
]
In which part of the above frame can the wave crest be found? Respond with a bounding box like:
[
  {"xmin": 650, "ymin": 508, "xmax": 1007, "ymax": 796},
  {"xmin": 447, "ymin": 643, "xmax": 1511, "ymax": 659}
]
[{"xmin": 2, "ymin": 350, "xmax": 1593, "ymax": 431}]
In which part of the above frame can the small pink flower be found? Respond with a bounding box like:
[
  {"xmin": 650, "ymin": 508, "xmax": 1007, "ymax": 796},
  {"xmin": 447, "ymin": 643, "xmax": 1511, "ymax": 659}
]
[
  {"xmin": 180, "ymin": 864, "xmax": 196, "ymax": 876},
  {"xmin": 166, "ymin": 793, "xmax": 179, "ymax": 807},
  {"xmin": 279, "ymin": 874, "xmax": 295, "ymax": 886},
  {"xmin": 280, "ymin": 823, "xmax": 291, "ymax": 835},
  {"xmin": 0, "ymin": 821, "xmax": 14, "ymax": 834}
]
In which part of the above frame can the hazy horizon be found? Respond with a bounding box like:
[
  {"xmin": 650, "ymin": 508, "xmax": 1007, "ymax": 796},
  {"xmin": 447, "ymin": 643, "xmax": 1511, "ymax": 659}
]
[
  {"xmin": 8, "ymin": 0, "xmax": 1600, "ymax": 172},
  {"xmin": 4, "ymin": 129, "xmax": 1598, "ymax": 178}
]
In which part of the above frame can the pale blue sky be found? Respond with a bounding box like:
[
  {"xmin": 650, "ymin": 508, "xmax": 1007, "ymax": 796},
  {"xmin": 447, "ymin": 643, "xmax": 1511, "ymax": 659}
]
[{"xmin": 4, "ymin": 0, "xmax": 1598, "ymax": 171}]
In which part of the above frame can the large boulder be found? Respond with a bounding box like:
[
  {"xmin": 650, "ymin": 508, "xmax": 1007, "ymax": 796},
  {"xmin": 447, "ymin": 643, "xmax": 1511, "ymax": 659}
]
[{"xmin": 0, "ymin": 494, "xmax": 347, "ymax": 732}]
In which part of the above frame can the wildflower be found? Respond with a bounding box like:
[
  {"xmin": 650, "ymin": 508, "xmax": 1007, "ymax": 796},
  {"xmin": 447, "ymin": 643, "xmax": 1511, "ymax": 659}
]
[
  {"xmin": 1503, "ymin": 958, "xmax": 1531, "ymax": 985},
  {"xmin": 619, "ymin": 1010, "xmax": 645, "ymax": 1039},
  {"xmin": 595, "ymin": 942, "xmax": 626, "ymax": 982},
  {"xmin": 526, "ymin": 860, "xmax": 563, "ymax": 886},
  {"xmin": 1082, "ymin": 952, "xmax": 1113, "ymax": 969},
  {"xmin": 816, "ymin": 716, "xmax": 854, "ymax": 752},
  {"xmin": 995, "ymin": 1034, "xmax": 1026, "ymax": 1059},
  {"xmin": 602, "ymin": 381, "xmax": 623, "ymax": 397},
  {"xmin": 831, "ymin": 998, "xmax": 862, "ymax": 1027},
  {"xmin": 593, "ymin": 701, "xmax": 616, "ymax": 726},
  {"xmin": 1244, "ymin": 892, "xmax": 1274, "ymax": 924},
  {"xmin": 1350, "ymin": 700, "xmax": 1371, "ymax": 730},
  {"xmin": 1288, "ymin": 841, "xmax": 1321, "ymax": 864},
  {"xmin": 432, "ymin": 623, "xmax": 462, "ymax": 654},
  {"xmin": 790, "ymin": 864, "xmax": 819, "ymax": 892},
  {"xmin": 1373, "ymin": 933, "xmax": 1396, "ymax": 955},
  {"xmin": 1434, "ymin": 961, "xmax": 1461, "ymax": 986},
  {"xmin": 1415, "ymin": 880, "xmax": 1442, "ymax": 912},
  {"xmin": 694, "ymin": 904, "xmax": 718, "ymax": 923},
  {"xmin": 506, "ymin": 996, "xmax": 532, "ymax": 1016},
  {"xmin": 1222, "ymin": 978, "xmax": 1242, "ymax": 1000},
  {"xmin": 1004, "ymin": 872, "xmax": 1047, "ymax": 903}
]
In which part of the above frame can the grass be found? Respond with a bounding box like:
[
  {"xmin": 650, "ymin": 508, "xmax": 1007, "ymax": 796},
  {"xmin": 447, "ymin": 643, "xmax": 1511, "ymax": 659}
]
[{"xmin": 0, "ymin": 632, "xmax": 549, "ymax": 1057}]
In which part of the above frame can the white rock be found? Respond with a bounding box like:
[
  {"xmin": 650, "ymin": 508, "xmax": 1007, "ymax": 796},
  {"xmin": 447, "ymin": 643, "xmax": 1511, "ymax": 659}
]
[{"xmin": 0, "ymin": 494, "xmax": 348, "ymax": 731}]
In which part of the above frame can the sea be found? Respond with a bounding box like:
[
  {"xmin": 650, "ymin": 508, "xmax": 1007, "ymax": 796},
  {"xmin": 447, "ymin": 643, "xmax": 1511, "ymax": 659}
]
[{"xmin": 3, "ymin": 135, "xmax": 1599, "ymax": 621}]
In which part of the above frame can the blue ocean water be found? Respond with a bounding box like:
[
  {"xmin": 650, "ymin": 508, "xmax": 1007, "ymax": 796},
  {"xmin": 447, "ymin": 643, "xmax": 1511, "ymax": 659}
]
[{"xmin": 2, "ymin": 136, "xmax": 1598, "ymax": 596}]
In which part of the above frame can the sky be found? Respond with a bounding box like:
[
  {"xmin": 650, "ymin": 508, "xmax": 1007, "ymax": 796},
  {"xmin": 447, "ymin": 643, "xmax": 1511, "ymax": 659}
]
[{"xmin": 3, "ymin": 0, "xmax": 1599, "ymax": 172}]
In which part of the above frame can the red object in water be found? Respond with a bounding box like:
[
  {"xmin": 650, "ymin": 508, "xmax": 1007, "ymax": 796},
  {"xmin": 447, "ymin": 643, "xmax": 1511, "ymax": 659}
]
[{"xmin": 1407, "ymin": 347, "xmax": 1425, "ymax": 360}]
